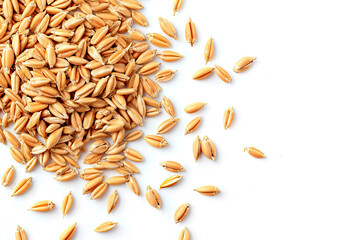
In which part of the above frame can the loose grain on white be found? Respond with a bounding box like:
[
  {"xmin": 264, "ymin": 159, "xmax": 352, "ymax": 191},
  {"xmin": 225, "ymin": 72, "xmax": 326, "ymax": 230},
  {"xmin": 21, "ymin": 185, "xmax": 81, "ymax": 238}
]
[{"xmin": 1, "ymin": 0, "xmax": 360, "ymax": 239}]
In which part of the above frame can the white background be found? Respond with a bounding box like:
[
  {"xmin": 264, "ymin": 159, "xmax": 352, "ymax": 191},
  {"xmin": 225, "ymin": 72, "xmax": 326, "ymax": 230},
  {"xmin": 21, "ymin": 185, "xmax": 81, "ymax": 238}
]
[{"xmin": 1, "ymin": 0, "xmax": 360, "ymax": 239}]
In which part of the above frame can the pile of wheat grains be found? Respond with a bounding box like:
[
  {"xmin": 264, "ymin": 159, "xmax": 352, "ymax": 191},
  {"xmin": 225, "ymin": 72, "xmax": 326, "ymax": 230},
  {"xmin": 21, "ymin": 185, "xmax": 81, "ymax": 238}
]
[{"xmin": 0, "ymin": 0, "xmax": 262, "ymax": 238}]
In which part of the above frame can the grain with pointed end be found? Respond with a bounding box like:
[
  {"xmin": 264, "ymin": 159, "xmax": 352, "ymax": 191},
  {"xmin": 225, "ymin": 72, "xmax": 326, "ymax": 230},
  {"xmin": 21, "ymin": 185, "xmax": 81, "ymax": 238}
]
[
  {"xmin": 83, "ymin": 176, "xmax": 105, "ymax": 194},
  {"xmin": 4, "ymin": 130, "xmax": 20, "ymax": 148},
  {"xmin": 2, "ymin": 165, "xmax": 14, "ymax": 187},
  {"xmin": 157, "ymin": 50, "xmax": 183, "ymax": 62},
  {"xmin": 12, "ymin": 177, "xmax": 32, "ymax": 197},
  {"xmin": 105, "ymin": 176, "xmax": 129, "ymax": 185},
  {"xmin": 144, "ymin": 135, "xmax": 168, "ymax": 148},
  {"xmin": 244, "ymin": 147, "xmax": 265, "ymax": 158},
  {"xmin": 158, "ymin": 17, "xmax": 177, "ymax": 39},
  {"xmin": 46, "ymin": 127, "xmax": 63, "ymax": 149},
  {"xmin": 185, "ymin": 17, "xmax": 196, "ymax": 47},
  {"xmin": 194, "ymin": 185, "xmax": 221, "ymax": 196},
  {"xmin": 94, "ymin": 221, "xmax": 118, "ymax": 232},
  {"xmin": 138, "ymin": 61, "xmax": 161, "ymax": 76},
  {"xmin": 178, "ymin": 227, "xmax": 190, "ymax": 240},
  {"xmin": 157, "ymin": 118, "xmax": 179, "ymax": 134},
  {"xmin": 223, "ymin": 107, "xmax": 234, "ymax": 129},
  {"xmin": 160, "ymin": 161, "xmax": 184, "ymax": 172},
  {"xmin": 201, "ymin": 136, "xmax": 216, "ymax": 161},
  {"xmin": 25, "ymin": 156, "xmax": 37, "ymax": 172},
  {"xmin": 193, "ymin": 135, "xmax": 202, "ymax": 161},
  {"xmin": 233, "ymin": 56, "xmax": 257, "ymax": 73},
  {"xmin": 107, "ymin": 190, "xmax": 119, "ymax": 214},
  {"xmin": 193, "ymin": 67, "xmax": 214, "ymax": 80},
  {"xmin": 215, "ymin": 65, "xmax": 232, "ymax": 83},
  {"xmin": 185, "ymin": 116, "xmax": 202, "ymax": 135},
  {"xmin": 136, "ymin": 49, "xmax": 157, "ymax": 65},
  {"xmin": 173, "ymin": 0, "xmax": 183, "ymax": 15},
  {"xmin": 127, "ymin": 176, "xmax": 140, "ymax": 195},
  {"xmin": 124, "ymin": 148, "xmax": 143, "ymax": 162},
  {"xmin": 15, "ymin": 225, "xmax": 27, "ymax": 240},
  {"xmin": 125, "ymin": 130, "xmax": 143, "ymax": 142},
  {"xmin": 174, "ymin": 203, "xmax": 190, "ymax": 223},
  {"xmin": 29, "ymin": 200, "xmax": 55, "ymax": 211},
  {"xmin": 119, "ymin": 0, "xmax": 143, "ymax": 9},
  {"xmin": 155, "ymin": 69, "xmax": 177, "ymax": 82},
  {"xmin": 91, "ymin": 182, "xmax": 108, "ymax": 199},
  {"xmin": 62, "ymin": 192, "xmax": 73, "ymax": 218},
  {"xmin": 132, "ymin": 10, "xmax": 148, "ymax": 26},
  {"xmin": 204, "ymin": 37, "xmax": 214, "ymax": 64},
  {"xmin": 159, "ymin": 174, "xmax": 183, "ymax": 190},
  {"xmin": 146, "ymin": 33, "xmax": 171, "ymax": 48},
  {"xmin": 10, "ymin": 147, "xmax": 25, "ymax": 164},
  {"xmin": 59, "ymin": 222, "xmax": 77, "ymax": 240},
  {"xmin": 146, "ymin": 185, "xmax": 161, "ymax": 209},
  {"xmin": 161, "ymin": 96, "xmax": 175, "ymax": 117},
  {"xmin": 184, "ymin": 102, "xmax": 206, "ymax": 113}
]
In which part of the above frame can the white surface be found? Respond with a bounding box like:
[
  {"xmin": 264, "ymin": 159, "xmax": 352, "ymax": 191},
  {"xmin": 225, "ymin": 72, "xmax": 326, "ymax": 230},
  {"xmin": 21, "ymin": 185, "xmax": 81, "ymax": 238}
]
[{"xmin": 1, "ymin": 0, "xmax": 360, "ymax": 239}]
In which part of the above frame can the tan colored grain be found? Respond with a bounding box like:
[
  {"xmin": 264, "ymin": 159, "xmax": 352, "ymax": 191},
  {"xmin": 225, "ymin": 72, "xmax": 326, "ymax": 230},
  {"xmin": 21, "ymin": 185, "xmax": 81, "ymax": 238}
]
[
  {"xmin": 124, "ymin": 148, "xmax": 143, "ymax": 162},
  {"xmin": 159, "ymin": 174, "xmax": 183, "ymax": 190},
  {"xmin": 132, "ymin": 10, "xmax": 148, "ymax": 26},
  {"xmin": 244, "ymin": 147, "xmax": 265, "ymax": 158},
  {"xmin": 193, "ymin": 67, "xmax": 215, "ymax": 80},
  {"xmin": 201, "ymin": 136, "xmax": 216, "ymax": 161},
  {"xmin": 107, "ymin": 190, "xmax": 119, "ymax": 214},
  {"xmin": 127, "ymin": 175, "xmax": 140, "ymax": 195},
  {"xmin": 29, "ymin": 200, "xmax": 55, "ymax": 211},
  {"xmin": 155, "ymin": 69, "xmax": 177, "ymax": 82},
  {"xmin": 80, "ymin": 168, "xmax": 103, "ymax": 180},
  {"xmin": 223, "ymin": 106, "xmax": 234, "ymax": 129},
  {"xmin": 146, "ymin": 33, "xmax": 171, "ymax": 48},
  {"xmin": 144, "ymin": 135, "xmax": 168, "ymax": 148},
  {"xmin": 194, "ymin": 185, "xmax": 221, "ymax": 196},
  {"xmin": 147, "ymin": 108, "xmax": 161, "ymax": 117},
  {"xmin": 12, "ymin": 177, "xmax": 32, "ymax": 197},
  {"xmin": 138, "ymin": 61, "xmax": 161, "ymax": 76},
  {"xmin": 233, "ymin": 56, "xmax": 257, "ymax": 73},
  {"xmin": 146, "ymin": 185, "xmax": 161, "ymax": 209},
  {"xmin": 94, "ymin": 221, "xmax": 118, "ymax": 232},
  {"xmin": 125, "ymin": 130, "xmax": 143, "ymax": 142},
  {"xmin": 173, "ymin": 0, "xmax": 183, "ymax": 15},
  {"xmin": 4, "ymin": 130, "xmax": 20, "ymax": 148},
  {"xmin": 105, "ymin": 176, "xmax": 129, "ymax": 185},
  {"xmin": 83, "ymin": 176, "xmax": 105, "ymax": 194},
  {"xmin": 193, "ymin": 135, "xmax": 202, "ymax": 162},
  {"xmin": 123, "ymin": 160, "xmax": 140, "ymax": 174},
  {"xmin": 157, "ymin": 50, "xmax": 183, "ymax": 62},
  {"xmin": 2, "ymin": 165, "xmax": 14, "ymax": 187},
  {"xmin": 174, "ymin": 203, "xmax": 190, "ymax": 223},
  {"xmin": 136, "ymin": 49, "xmax": 157, "ymax": 65},
  {"xmin": 119, "ymin": 0, "xmax": 143, "ymax": 10},
  {"xmin": 59, "ymin": 222, "xmax": 77, "ymax": 240},
  {"xmin": 15, "ymin": 225, "xmax": 27, "ymax": 240},
  {"xmin": 24, "ymin": 156, "xmax": 37, "ymax": 172},
  {"xmin": 215, "ymin": 65, "xmax": 232, "ymax": 83},
  {"xmin": 10, "ymin": 147, "xmax": 26, "ymax": 164},
  {"xmin": 161, "ymin": 96, "xmax": 175, "ymax": 118},
  {"xmin": 157, "ymin": 118, "xmax": 180, "ymax": 134},
  {"xmin": 184, "ymin": 102, "xmax": 206, "ymax": 113},
  {"xmin": 178, "ymin": 227, "xmax": 190, "ymax": 240},
  {"xmin": 185, "ymin": 116, "xmax": 202, "ymax": 135},
  {"xmin": 185, "ymin": 17, "xmax": 196, "ymax": 47},
  {"xmin": 160, "ymin": 161, "xmax": 184, "ymax": 172},
  {"xmin": 159, "ymin": 17, "xmax": 177, "ymax": 39},
  {"xmin": 62, "ymin": 192, "xmax": 73, "ymax": 218},
  {"xmin": 91, "ymin": 182, "xmax": 109, "ymax": 199},
  {"xmin": 204, "ymin": 37, "xmax": 214, "ymax": 64}
]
